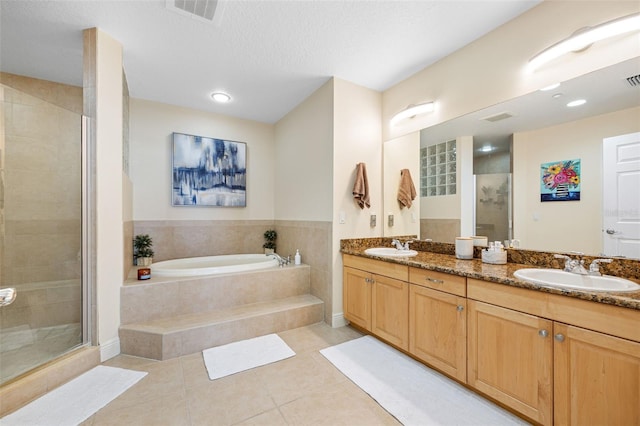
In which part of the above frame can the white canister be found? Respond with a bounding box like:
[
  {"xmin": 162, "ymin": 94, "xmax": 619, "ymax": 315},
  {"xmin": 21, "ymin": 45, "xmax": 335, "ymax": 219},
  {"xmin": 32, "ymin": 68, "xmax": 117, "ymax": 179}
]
[
  {"xmin": 471, "ymin": 236, "xmax": 488, "ymax": 247},
  {"xmin": 455, "ymin": 237, "xmax": 474, "ymax": 260}
]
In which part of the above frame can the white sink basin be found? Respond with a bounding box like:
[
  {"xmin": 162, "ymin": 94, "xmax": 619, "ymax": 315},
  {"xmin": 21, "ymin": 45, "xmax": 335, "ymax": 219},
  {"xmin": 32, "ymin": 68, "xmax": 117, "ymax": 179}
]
[
  {"xmin": 364, "ymin": 247, "xmax": 418, "ymax": 258},
  {"xmin": 514, "ymin": 268, "xmax": 640, "ymax": 293}
]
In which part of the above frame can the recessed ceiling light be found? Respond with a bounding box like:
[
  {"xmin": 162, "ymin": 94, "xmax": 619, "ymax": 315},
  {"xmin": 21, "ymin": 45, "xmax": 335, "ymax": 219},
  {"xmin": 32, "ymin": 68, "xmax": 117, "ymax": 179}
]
[
  {"xmin": 480, "ymin": 145, "xmax": 494, "ymax": 152},
  {"xmin": 211, "ymin": 92, "xmax": 231, "ymax": 103},
  {"xmin": 540, "ymin": 83, "xmax": 561, "ymax": 91},
  {"xmin": 567, "ymin": 99, "xmax": 586, "ymax": 107},
  {"xmin": 552, "ymin": 93, "xmax": 563, "ymax": 99}
]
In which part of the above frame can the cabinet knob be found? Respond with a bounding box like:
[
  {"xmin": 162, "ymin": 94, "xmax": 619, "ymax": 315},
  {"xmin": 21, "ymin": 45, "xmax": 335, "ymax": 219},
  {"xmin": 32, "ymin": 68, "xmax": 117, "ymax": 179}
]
[
  {"xmin": 554, "ymin": 333, "xmax": 565, "ymax": 342},
  {"xmin": 538, "ymin": 329, "xmax": 549, "ymax": 338},
  {"xmin": 456, "ymin": 305, "xmax": 464, "ymax": 312}
]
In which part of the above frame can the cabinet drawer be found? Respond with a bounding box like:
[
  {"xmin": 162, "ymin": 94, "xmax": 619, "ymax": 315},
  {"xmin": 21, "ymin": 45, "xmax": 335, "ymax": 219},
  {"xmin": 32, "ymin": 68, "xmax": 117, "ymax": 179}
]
[
  {"xmin": 409, "ymin": 267, "xmax": 466, "ymax": 297},
  {"xmin": 468, "ymin": 278, "xmax": 640, "ymax": 343},
  {"xmin": 343, "ymin": 254, "xmax": 408, "ymax": 281}
]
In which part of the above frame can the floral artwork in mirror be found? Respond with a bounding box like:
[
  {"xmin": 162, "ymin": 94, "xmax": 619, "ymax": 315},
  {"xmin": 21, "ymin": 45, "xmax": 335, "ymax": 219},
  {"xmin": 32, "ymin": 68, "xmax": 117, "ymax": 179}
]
[{"xmin": 540, "ymin": 159, "xmax": 580, "ymax": 202}]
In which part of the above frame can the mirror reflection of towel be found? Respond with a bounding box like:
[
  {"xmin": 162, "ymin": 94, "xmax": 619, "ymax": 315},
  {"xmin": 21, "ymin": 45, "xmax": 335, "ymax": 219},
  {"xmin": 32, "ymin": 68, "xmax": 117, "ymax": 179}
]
[
  {"xmin": 397, "ymin": 169, "xmax": 417, "ymax": 208},
  {"xmin": 353, "ymin": 163, "xmax": 370, "ymax": 209}
]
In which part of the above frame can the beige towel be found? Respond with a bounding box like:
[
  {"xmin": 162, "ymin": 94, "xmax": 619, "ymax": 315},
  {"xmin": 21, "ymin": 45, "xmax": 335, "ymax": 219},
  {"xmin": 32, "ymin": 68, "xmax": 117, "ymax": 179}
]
[
  {"xmin": 397, "ymin": 169, "xmax": 417, "ymax": 208},
  {"xmin": 353, "ymin": 163, "xmax": 370, "ymax": 209}
]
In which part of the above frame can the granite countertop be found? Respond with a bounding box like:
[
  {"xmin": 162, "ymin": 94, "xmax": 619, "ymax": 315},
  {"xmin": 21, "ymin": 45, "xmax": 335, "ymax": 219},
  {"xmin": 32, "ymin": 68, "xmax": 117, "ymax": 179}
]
[{"xmin": 341, "ymin": 245, "xmax": 640, "ymax": 311}]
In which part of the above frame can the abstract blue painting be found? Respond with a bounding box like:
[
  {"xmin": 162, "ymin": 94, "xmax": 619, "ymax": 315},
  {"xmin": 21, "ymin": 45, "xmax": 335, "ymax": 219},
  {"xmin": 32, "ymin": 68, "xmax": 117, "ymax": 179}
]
[{"xmin": 172, "ymin": 132, "xmax": 246, "ymax": 207}]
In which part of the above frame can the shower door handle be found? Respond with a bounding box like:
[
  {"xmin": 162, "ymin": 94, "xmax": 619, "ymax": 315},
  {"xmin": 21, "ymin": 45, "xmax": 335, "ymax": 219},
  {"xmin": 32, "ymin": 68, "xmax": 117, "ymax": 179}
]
[{"xmin": 0, "ymin": 288, "xmax": 17, "ymax": 307}]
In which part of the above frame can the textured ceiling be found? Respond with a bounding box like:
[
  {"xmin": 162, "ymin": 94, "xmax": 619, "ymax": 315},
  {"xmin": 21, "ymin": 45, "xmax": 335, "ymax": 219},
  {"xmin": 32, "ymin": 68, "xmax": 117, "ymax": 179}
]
[{"xmin": 0, "ymin": 0, "xmax": 540, "ymax": 123}]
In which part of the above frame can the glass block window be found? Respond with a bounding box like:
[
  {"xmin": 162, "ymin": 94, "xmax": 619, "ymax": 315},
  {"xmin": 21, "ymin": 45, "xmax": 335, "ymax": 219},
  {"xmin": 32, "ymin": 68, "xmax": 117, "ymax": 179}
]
[{"xmin": 421, "ymin": 140, "xmax": 456, "ymax": 197}]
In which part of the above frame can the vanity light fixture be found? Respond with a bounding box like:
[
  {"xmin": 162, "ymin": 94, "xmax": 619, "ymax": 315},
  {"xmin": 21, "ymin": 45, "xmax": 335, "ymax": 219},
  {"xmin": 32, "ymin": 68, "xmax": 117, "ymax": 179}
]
[
  {"xmin": 567, "ymin": 99, "xmax": 587, "ymax": 107},
  {"xmin": 528, "ymin": 12, "xmax": 640, "ymax": 72},
  {"xmin": 390, "ymin": 102, "xmax": 435, "ymax": 126},
  {"xmin": 211, "ymin": 92, "xmax": 231, "ymax": 103}
]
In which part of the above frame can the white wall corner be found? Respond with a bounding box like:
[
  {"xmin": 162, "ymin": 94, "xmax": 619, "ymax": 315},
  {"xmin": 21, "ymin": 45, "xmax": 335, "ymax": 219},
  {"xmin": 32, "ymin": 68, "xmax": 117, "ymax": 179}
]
[
  {"xmin": 99, "ymin": 337, "xmax": 121, "ymax": 362},
  {"xmin": 332, "ymin": 312, "xmax": 348, "ymax": 328}
]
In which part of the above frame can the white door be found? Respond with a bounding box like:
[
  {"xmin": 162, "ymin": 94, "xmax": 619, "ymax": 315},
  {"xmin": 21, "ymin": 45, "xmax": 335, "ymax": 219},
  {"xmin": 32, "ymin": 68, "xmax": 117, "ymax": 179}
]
[{"xmin": 602, "ymin": 132, "xmax": 640, "ymax": 258}]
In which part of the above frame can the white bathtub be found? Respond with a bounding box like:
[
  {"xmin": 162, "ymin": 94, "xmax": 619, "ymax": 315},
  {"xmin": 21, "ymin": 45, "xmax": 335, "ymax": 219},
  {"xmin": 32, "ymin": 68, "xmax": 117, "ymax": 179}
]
[{"xmin": 150, "ymin": 254, "xmax": 280, "ymax": 277}]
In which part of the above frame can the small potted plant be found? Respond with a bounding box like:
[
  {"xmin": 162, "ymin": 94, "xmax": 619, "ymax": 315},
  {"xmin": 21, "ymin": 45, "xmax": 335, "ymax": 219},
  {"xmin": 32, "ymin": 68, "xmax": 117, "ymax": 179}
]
[
  {"xmin": 134, "ymin": 234, "xmax": 155, "ymax": 266},
  {"xmin": 263, "ymin": 229, "xmax": 277, "ymax": 254}
]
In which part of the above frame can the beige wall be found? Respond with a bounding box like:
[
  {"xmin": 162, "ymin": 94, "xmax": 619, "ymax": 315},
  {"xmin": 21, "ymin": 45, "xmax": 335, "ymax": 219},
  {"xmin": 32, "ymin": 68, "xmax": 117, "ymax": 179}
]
[
  {"xmin": 383, "ymin": 132, "xmax": 419, "ymax": 237},
  {"xmin": 513, "ymin": 106, "xmax": 640, "ymax": 254},
  {"xmin": 274, "ymin": 79, "xmax": 337, "ymax": 322},
  {"xmin": 130, "ymin": 99, "xmax": 276, "ymax": 221},
  {"xmin": 275, "ymin": 79, "xmax": 334, "ymax": 221},
  {"xmin": 332, "ymin": 78, "xmax": 382, "ymax": 325},
  {"xmin": 383, "ymin": 1, "xmax": 640, "ymax": 141},
  {"xmin": 84, "ymin": 28, "xmax": 124, "ymax": 358}
]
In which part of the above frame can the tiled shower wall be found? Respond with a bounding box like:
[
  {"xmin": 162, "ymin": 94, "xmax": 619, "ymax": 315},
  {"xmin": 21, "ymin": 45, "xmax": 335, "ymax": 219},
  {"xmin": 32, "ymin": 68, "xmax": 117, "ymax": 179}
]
[
  {"xmin": 0, "ymin": 75, "xmax": 83, "ymax": 287},
  {"xmin": 132, "ymin": 219, "xmax": 333, "ymax": 324},
  {"xmin": 420, "ymin": 218, "xmax": 460, "ymax": 244}
]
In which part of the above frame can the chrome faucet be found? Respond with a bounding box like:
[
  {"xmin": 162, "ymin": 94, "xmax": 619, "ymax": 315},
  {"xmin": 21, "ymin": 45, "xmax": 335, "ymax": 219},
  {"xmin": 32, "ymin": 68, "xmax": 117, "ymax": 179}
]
[
  {"xmin": 554, "ymin": 253, "xmax": 589, "ymax": 275},
  {"xmin": 588, "ymin": 258, "xmax": 613, "ymax": 276},
  {"xmin": 391, "ymin": 239, "xmax": 414, "ymax": 250},
  {"xmin": 267, "ymin": 253, "xmax": 290, "ymax": 267}
]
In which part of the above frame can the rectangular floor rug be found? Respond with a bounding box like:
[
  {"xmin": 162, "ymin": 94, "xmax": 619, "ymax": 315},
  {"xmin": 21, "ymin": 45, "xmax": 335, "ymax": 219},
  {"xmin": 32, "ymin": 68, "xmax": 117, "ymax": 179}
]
[
  {"xmin": 203, "ymin": 333, "xmax": 295, "ymax": 380},
  {"xmin": 320, "ymin": 335, "xmax": 529, "ymax": 426},
  {"xmin": 1, "ymin": 365, "xmax": 147, "ymax": 426}
]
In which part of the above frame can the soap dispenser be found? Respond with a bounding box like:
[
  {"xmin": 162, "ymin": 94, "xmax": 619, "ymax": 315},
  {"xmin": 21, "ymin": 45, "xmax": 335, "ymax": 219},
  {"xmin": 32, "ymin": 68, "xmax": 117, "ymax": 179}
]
[{"xmin": 294, "ymin": 249, "xmax": 301, "ymax": 265}]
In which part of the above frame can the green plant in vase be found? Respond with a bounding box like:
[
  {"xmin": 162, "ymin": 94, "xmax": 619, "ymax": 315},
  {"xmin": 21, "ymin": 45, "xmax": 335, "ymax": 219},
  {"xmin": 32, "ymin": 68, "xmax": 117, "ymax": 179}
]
[
  {"xmin": 263, "ymin": 229, "xmax": 277, "ymax": 254},
  {"xmin": 134, "ymin": 234, "xmax": 155, "ymax": 266}
]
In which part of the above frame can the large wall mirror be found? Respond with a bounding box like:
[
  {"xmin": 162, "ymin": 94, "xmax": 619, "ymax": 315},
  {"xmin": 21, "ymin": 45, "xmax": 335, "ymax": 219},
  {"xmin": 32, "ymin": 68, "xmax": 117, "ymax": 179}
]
[{"xmin": 384, "ymin": 56, "xmax": 640, "ymax": 259}]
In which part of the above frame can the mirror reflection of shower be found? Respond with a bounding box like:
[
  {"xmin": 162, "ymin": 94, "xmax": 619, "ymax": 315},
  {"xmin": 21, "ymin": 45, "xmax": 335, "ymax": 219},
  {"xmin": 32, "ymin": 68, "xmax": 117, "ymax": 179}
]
[
  {"xmin": 0, "ymin": 82, "xmax": 85, "ymax": 385},
  {"xmin": 473, "ymin": 135, "xmax": 513, "ymax": 244}
]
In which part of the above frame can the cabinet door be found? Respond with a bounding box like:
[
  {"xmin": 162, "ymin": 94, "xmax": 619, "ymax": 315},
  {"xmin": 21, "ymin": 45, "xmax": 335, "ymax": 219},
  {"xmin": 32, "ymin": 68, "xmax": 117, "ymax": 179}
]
[
  {"xmin": 372, "ymin": 274, "xmax": 408, "ymax": 350},
  {"xmin": 343, "ymin": 266, "xmax": 372, "ymax": 330},
  {"xmin": 468, "ymin": 300, "xmax": 553, "ymax": 425},
  {"xmin": 409, "ymin": 285, "xmax": 466, "ymax": 382},
  {"xmin": 554, "ymin": 323, "xmax": 640, "ymax": 426}
]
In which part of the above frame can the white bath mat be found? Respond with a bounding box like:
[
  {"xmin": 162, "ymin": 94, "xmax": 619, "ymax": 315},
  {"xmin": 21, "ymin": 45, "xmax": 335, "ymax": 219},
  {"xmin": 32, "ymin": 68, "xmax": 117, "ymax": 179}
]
[
  {"xmin": 1, "ymin": 365, "xmax": 147, "ymax": 426},
  {"xmin": 203, "ymin": 333, "xmax": 295, "ymax": 380},
  {"xmin": 320, "ymin": 336, "xmax": 529, "ymax": 426}
]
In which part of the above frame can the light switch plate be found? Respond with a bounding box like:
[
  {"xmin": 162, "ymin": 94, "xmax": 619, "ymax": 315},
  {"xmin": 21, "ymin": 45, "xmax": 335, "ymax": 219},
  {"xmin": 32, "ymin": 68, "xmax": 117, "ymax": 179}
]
[
  {"xmin": 370, "ymin": 214, "xmax": 376, "ymax": 227},
  {"xmin": 388, "ymin": 214, "xmax": 394, "ymax": 227}
]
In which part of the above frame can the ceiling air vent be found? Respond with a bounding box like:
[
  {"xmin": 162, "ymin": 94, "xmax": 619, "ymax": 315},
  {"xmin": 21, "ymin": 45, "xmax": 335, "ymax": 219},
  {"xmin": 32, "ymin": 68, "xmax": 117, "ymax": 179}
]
[
  {"xmin": 626, "ymin": 74, "xmax": 640, "ymax": 87},
  {"xmin": 166, "ymin": 0, "xmax": 226, "ymax": 25},
  {"xmin": 481, "ymin": 112, "xmax": 514, "ymax": 123}
]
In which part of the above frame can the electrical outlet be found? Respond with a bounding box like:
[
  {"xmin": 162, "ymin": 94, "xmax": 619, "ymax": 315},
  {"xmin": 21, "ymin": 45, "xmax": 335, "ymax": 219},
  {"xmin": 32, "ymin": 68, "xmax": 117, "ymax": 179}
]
[
  {"xmin": 370, "ymin": 214, "xmax": 376, "ymax": 227},
  {"xmin": 388, "ymin": 214, "xmax": 394, "ymax": 227}
]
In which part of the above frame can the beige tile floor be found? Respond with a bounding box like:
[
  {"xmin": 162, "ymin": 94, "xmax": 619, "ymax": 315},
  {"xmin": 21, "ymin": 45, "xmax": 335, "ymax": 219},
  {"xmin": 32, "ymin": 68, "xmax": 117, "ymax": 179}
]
[{"xmin": 80, "ymin": 323, "xmax": 401, "ymax": 426}]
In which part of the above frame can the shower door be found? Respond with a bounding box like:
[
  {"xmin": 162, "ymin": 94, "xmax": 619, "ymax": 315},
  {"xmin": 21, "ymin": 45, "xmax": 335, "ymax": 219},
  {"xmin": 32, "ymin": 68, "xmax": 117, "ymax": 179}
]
[
  {"xmin": 0, "ymin": 84, "xmax": 85, "ymax": 385},
  {"xmin": 474, "ymin": 173, "xmax": 512, "ymax": 244}
]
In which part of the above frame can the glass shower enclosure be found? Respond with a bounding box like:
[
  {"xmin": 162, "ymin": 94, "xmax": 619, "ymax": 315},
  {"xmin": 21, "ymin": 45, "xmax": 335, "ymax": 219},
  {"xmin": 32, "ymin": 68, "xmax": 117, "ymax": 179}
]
[
  {"xmin": 0, "ymin": 83, "xmax": 86, "ymax": 385},
  {"xmin": 474, "ymin": 173, "xmax": 513, "ymax": 244}
]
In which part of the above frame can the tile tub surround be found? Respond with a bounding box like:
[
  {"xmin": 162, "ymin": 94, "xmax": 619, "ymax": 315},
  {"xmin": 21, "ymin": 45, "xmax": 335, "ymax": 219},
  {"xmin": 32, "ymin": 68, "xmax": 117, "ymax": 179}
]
[
  {"xmin": 132, "ymin": 220, "xmax": 276, "ymax": 262},
  {"xmin": 119, "ymin": 265, "xmax": 324, "ymax": 359},
  {"xmin": 341, "ymin": 238, "xmax": 640, "ymax": 311},
  {"xmin": 134, "ymin": 219, "xmax": 335, "ymax": 324}
]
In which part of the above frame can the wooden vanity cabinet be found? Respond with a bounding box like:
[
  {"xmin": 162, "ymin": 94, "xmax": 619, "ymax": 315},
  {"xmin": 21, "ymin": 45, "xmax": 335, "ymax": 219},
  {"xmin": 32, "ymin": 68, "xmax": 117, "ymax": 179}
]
[
  {"xmin": 343, "ymin": 254, "xmax": 409, "ymax": 350},
  {"xmin": 343, "ymin": 265, "xmax": 372, "ymax": 330},
  {"xmin": 554, "ymin": 323, "xmax": 640, "ymax": 426},
  {"xmin": 409, "ymin": 268, "xmax": 467, "ymax": 382},
  {"xmin": 467, "ymin": 299, "xmax": 553, "ymax": 425},
  {"xmin": 468, "ymin": 278, "xmax": 640, "ymax": 426},
  {"xmin": 371, "ymin": 274, "xmax": 408, "ymax": 350}
]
